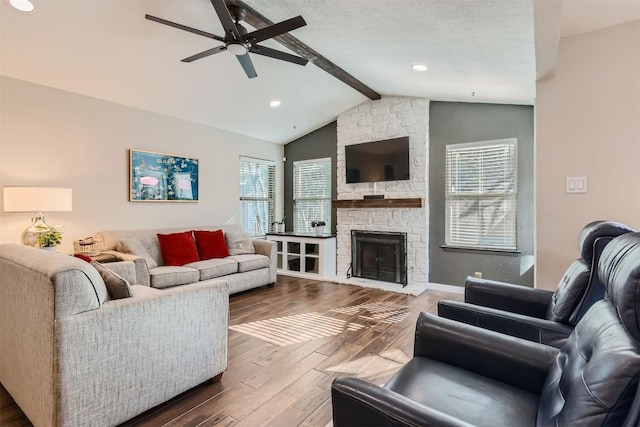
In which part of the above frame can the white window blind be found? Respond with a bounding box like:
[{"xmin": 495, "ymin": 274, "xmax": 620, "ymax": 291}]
[
  {"xmin": 239, "ymin": 156, "xmax": 275, "ymax": 236},
  {"xmin": 293, "ymin": 158, "xmax": 332, "ymax": 233},
  {"xmin": 445, "ymin": 138, "xmax": 517, "ymax": 250}
]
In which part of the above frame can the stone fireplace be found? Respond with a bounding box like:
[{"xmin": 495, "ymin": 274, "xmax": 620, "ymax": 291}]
[
  {"xmin": 351, "ymin": 230, "xmax": 407, "ymax": 286},
  {"xmin": 335, "ymin": 96, "xmax": 429, "ymax": 292}
]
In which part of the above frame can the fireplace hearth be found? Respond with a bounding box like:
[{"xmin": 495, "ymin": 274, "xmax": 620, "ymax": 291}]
[{"xmin": 351, "ymin": 230, "xmax": 407, "ymax": 286}]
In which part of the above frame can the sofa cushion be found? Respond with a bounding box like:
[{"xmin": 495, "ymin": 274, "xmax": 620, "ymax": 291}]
[
  {"xmin": 119, "ymin": 238, "xmax": 159, "ymax": 269},
  {"xmin": 385, "ymin": 357, "xmax": 539, "ymax": 427},
  {"xmin": 129, "ymin": 284, "xmax": 163, "ymax": 298},
  {"xmin": 92, "ymin": 261, "xmax": 132, "ymax": 299},
  {"xmin": 194, "ymin": 229, "xmax": 230, "ymax": 260},
  {"xmin": 227, "ymin": 254, "xmax": 269, "ymax": 273},
  {"xmin": 149, "ymin": 266, "xmax": 199, "ymax": 289},
  {"xmin": 157, "ymin": 231, "xmax": 200, "ymax": 266},
  {"xmin": 225, "ymin": 231, "xmax": 256, "ymax": 255},
  {"xmin": 185, "ymin": 258, "xmax": 238, "ymax": 280}
]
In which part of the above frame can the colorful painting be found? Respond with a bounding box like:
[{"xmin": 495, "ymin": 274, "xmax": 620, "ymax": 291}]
[{"xmin": 130, "ymin": 149, "xmax": 199, "ymax": 202}]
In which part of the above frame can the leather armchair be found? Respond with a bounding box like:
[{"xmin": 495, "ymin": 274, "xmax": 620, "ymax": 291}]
[
  {"xmin": 438, "ymin": 220, "xmax": 635, "ymax": 347},
  {"xmin": 332, "ymin": 231, "xmax": 640, "ymax": 427}
]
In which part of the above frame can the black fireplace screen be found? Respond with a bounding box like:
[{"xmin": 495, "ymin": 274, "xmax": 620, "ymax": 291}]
[{"xmin": 351, "ymin": 230, "xmax": 407, "ymax": 286}]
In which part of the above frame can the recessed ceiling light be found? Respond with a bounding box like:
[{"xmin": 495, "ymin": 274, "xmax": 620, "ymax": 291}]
[
  {"xmin": 411, "ymin": 64, "xmax": 428, "ymax": 72},
  {"xmin": 269, "ymin": 100, "xmax": 282, "ymax": 108},
  {"xmin": 7, "ymin": 0, "xmax": 34, "ymax": 12}
]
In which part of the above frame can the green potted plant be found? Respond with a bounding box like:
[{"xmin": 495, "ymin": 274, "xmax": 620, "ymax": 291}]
[
  {"xmin": 311, "ymin": 220, "xmax": 326, "ymax": 236},
  {"xmin": 37, "ymin": 227, "xmax": 62, "ymax": 251},
  {"xmin": 272, "ymin": 214, "xmax": 286, "ymax": 233}
]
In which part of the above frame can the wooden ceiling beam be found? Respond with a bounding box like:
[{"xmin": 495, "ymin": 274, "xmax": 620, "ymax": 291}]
[{"xmin": 227, "ymin": 0, "xmax": 381, "ymax": 100}]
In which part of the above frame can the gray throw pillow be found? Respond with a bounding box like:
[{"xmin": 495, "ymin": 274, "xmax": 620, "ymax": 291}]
[
  {"xmin": 225, "ymin": 231, "xmax": 256, "ymax": 255},
  {"xmin": 119, "ymin": 238, "xmax": 158, "ymax": 269},
  {"xmin": 92, "ymin": 261, "xmax": 132, "ymax": 299}
]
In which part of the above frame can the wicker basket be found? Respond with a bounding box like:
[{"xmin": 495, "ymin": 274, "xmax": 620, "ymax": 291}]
[{"xmin": 73, "ymin": 239, "xmax": 101, "ymax": 256}]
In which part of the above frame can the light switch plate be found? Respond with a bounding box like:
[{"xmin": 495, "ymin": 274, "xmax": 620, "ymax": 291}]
[{"xmin": 566, "ymin": 176, "xmax": 587, "ymax": 193}]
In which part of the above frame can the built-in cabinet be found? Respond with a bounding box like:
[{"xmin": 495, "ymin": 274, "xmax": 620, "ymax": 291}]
[{"xmin": 266, "ymin": 232, "xmax": 336, "ymax": 279}]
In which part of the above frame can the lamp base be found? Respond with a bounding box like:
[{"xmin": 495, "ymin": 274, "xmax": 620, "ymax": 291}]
[{"xmin": 22, "ymin": 213, "xmax": 51, "ymax": 247}]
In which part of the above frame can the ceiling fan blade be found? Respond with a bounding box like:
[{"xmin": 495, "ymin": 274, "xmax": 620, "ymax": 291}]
[
  {"xmin": 181, "ymin": 46, "xmax": 227, "ymax": 62},
  {"xmin": 236, "ymin": 53, "xmax": 257, "ymax": 78},
  {"xmin": 244, "ymin": 16, "xmax": 306, "ymax": 44},
  {"xmin": 251, "ymin": 45, "xmax": 308, "ymax": 66},
  {"xmin": 210, "ymin": 0, "xmax": 241, "ymax": 40},
  {"xmin": 145, "ymin": 14, "xmax": 224, "ymax": 42}
]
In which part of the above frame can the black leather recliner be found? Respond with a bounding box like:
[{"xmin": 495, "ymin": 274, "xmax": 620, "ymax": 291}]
[
  {"xmin": 437, "ymin": 220, "xmax": 635, "ymax": 347},
  {"xmin": 331, "ymin": 231, "xmax": 640, "ymax": 427}
]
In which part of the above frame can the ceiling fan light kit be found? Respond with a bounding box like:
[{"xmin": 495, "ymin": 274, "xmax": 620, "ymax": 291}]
[
  {"xmin": 7, "ymin": 0, "xmax": 34, "ymax": 12},
  {"xmin": 226, "ymin": 42, "xmax": 248, "ymax": 56},
  {"xmin": 145, "ymin": 0, "xmax": 308, "ymax": 79}
]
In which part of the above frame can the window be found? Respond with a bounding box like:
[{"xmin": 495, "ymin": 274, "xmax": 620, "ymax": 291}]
[
  {"xmin": 445, "ymin": 138, "xmax": 517, "ymax": 250},
  {"xmin": 239, "ymin": 156, "xmax": 275, "ymax": 236},
  {"xmin": 293, "ymin": 158, "xmax": 332, "ymax": 233}
]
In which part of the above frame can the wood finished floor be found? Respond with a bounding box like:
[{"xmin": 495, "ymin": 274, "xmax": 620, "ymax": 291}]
[{"xmin": 0, "ymin": 276, "xmax": 461, "ymax": 427}]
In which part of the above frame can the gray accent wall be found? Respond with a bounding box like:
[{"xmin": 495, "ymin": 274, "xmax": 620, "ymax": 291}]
[
  {"xmin": 283, "ymin": 122, "xmax": 337, "ymax": 233},
  {"xmin": 429, "ymin": 102, "xmax": 534, "ymax": 287}
]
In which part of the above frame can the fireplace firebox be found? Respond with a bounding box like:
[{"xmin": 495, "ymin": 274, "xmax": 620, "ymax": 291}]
[{"xmin": 351, "ymin": 230, "xmax": 407, "ymax": 286}]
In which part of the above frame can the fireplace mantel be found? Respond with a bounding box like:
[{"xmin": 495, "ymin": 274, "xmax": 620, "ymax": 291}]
[{"xmin": 333, "ymin": 198, "xmax": 423, "ymax": 209}]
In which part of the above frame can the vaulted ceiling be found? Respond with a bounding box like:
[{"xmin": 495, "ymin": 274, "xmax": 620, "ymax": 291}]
[{"xmin": 1, "ymin": 0, "xmax": 638, "ymax": 144}]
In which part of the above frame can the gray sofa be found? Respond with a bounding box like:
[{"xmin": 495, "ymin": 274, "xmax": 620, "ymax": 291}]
[
  {"xmin": 95, "ymin": 225, "xmax": 277, "ymax": 294},
  {"xmin": 0, "ymin": 244, "xmax": 229, "ymax": 427}
]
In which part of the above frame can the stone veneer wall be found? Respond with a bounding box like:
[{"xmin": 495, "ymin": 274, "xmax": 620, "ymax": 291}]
[{"xmin": 336, "ymin": 97, "xmax": 429, "ymax": 287}]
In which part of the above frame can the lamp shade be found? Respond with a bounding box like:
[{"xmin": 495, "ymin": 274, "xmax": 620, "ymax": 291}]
[{"xmin": 3, "ymin": 187, "xmax": 72, "ymax": 212}]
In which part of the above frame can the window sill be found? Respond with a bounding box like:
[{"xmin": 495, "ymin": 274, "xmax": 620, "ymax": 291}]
[{"xmin": 440, "ymin": 245, "xmax": 521, "ymax": 256}]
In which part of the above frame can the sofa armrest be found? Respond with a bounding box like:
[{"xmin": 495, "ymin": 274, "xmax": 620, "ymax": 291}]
[
  {"xmin": 465, "ymin": 276, "xmax": 553, "ymax": 318},
  {"xmin": 438, "ymin": 300, "xmax": 574, "ymax": 348},
  {"xmin": 331, "ymin": 377, "xmax": 474, "ymax": 427},
  {"xmin": 414, "ymin": 312, "xmax": 558, "ymax": 394},
  {"xmin": 100, "ymin": 260, "xmax": 137, "ymax": 285},
  {"xmin": 56, "ymin": 279, "xmax": 229, "ymax": 426},
  {"xmin": 253, "ymin": 239, "xmax": 277, "ymax": 284},
  {"xmin": 103, "ymin": 250, "xmax": 150, "ymax": 286}
]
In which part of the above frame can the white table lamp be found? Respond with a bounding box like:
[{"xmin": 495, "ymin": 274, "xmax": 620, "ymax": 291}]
[{"xmin": 3, "ymin": 186, "xmax": 73, "ymax": 246}]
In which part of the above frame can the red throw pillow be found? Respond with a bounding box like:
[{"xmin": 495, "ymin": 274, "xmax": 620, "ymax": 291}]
[
  {"xmin": 194, "ymin": 229, "xmax": 230, "ymax": 260},
  {"xmin": 74, "ymin": 253, "xmax": 92, "ymax": 263},
  {"xmin": 157, "ymin": 231, "xmax": 200, "ymax": 266}
]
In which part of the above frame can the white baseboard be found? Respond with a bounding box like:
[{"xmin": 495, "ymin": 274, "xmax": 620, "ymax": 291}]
[{"xmin": 427, "ymin": 282, "xmax": 465, "ymax": 294}]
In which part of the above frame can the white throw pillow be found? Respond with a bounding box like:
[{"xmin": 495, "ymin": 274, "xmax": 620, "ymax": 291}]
[{"xmin": 225, "ymin": 231, "xmax": 256, "ymax": 255}]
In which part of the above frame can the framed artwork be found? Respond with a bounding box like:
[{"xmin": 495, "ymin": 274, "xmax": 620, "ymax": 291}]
[{"xmin": 130, "ymin": 149, "xmax": 199, "ymax": 202}]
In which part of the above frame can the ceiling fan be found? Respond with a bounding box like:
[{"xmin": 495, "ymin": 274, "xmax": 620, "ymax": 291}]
[{"xmin": 145, "ymin": 0, "xmax": 308, "ymax": 79}]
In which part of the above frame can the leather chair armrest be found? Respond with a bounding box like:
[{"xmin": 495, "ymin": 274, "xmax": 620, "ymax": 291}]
[
  {"xmin": 465, "ymin": 276, "xmax": 553, "ymax": 318},
  {"xmin": 438, "ymin": 300, "xmax": 574, "ymax": 348},
  {"xmin": 414, "ymin": 312, "xmax": 558, "ymax": 394},
  {"xmin": 331, "ymin": 377, "xmax": 475, "ymax": 427}
]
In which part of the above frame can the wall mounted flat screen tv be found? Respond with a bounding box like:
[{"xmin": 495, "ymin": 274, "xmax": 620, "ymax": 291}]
[{"xmin": 345, "ymin": 137, "xmax": 410, "ymax": 184}]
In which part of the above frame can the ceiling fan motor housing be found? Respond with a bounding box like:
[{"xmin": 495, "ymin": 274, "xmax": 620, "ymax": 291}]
[{"xmin": 227, "ymin": 5, "xmax": 247, "ymax": 23}]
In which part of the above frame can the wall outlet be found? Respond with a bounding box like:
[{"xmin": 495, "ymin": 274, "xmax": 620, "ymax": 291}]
[{"xmin": 474, "ymin": 272, "xmax": 483, "ymax": 279}]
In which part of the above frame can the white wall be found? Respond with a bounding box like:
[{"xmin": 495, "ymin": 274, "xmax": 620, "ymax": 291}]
[
  {"xmin": 336, "ymin": 97, "xmax": 429, "ymax": 289},
  {"xmin": 535, "ymin": 20, "xmax": 640, "ymax": 290},
  {"xmin": 0, "ymin": 77, "xmax": 284, "ymax": 253}
]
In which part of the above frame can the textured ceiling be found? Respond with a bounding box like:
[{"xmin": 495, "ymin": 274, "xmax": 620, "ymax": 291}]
[{"xmin": 0, "ymin": 0, "xmax": 637, "ymax": 144}]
